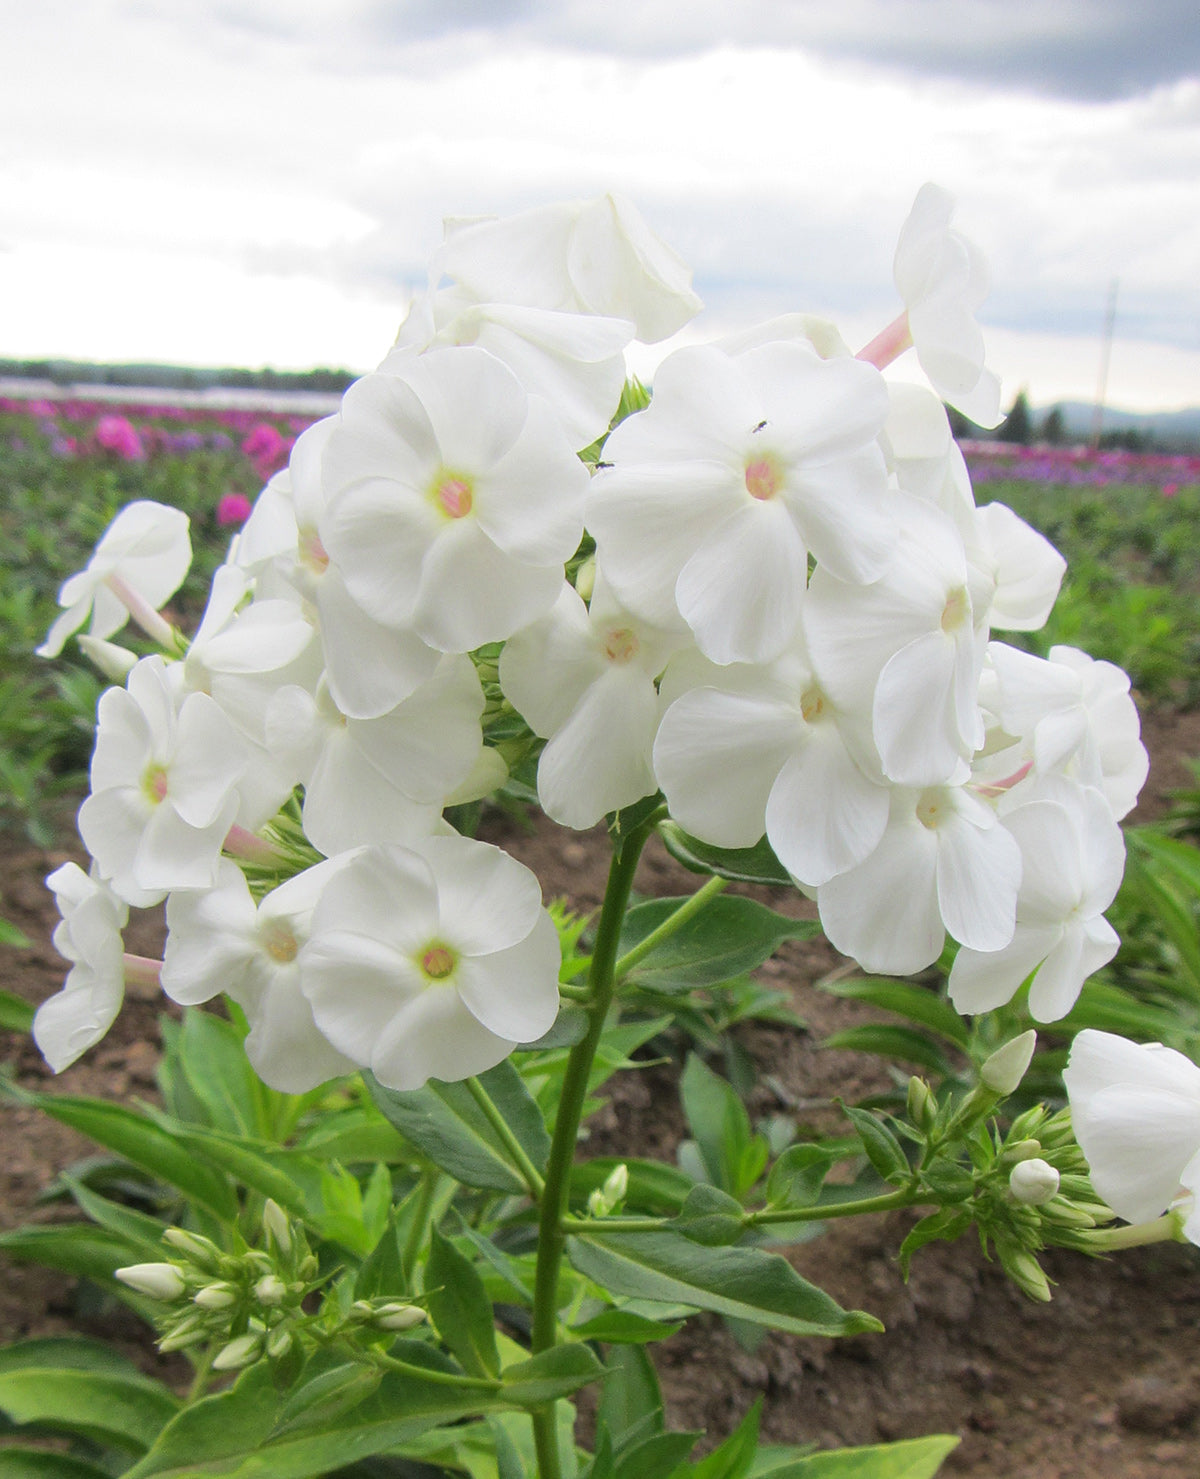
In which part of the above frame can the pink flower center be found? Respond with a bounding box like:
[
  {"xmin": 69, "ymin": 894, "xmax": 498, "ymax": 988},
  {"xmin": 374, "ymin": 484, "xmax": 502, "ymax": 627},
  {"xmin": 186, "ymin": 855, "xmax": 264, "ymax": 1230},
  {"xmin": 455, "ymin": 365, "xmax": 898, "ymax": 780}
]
[
  {"xmin": 299, "ymin": 526, "xmax": 330, "ymax": 575},
  {"xmin": 142, "ymin": 764, "xmax": 169, "ymax": 805},
  {"xmin": 602, "ymin": 627, "xmax": 639, "ymax": 664},
  {"xmin": 432, "ymin": 473, "xmax": 474, "ymax": 520},
  {"xmin": 420, "ymin": 943, "xmax": 457, "ymax": 981},
  {"xmin": 744, "ymin": 455, "xmax": 782, "ymax": 502}
]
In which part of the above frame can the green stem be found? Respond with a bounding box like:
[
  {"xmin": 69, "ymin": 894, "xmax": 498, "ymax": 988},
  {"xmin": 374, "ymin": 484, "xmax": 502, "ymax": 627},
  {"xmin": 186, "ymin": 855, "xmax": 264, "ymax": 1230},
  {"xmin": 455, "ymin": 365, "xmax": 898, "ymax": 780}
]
[
  {"xmin": 1084, "ymin": 1213, "xmax": 1185, "ymax": 1251},
  {"xmin": 369, "ymin": 1349, "xmax": 503, "ymax": 1391},
  {"xmin": 529, "ymin": 825, "xmax": 653, "ymax": 1479},
  {"xmin": 611, "ymin": 874, "xmax": 728, "ymax": 982},
  {"xmin": 560, "ymin": 1186, "xmax": 924, "ymax": 1236},
  {"xmin": 402, "ymin": 1168, "xmax": 439, "ymax": 1277},
  {"xmin": 466, "ymin": 1076, "xmax": 546, "ymax": 1198},
  {"xmin": 185, "ymin": 1346, "xmax": 215, "ymax": 1402}
]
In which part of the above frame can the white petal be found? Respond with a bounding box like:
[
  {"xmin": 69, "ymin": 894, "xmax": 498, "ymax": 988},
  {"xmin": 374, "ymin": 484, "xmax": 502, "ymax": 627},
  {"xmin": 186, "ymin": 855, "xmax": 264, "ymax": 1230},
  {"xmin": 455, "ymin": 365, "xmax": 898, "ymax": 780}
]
[
  {"xmin": 949, "ymin": 924, "xmax": 1062, "ymax": 1015},
  {"xmin": 414, "ymin": 520, "xmax": 562, "ymax": 652},
  {"xmin": 1073, "ymin": 1085, "xmax": 1200, "ymax": 1225},
  {"xmin": 766, "ymin": 727, "xmax": 889, "ymax": 887},
  {"xmin": 416, "ymin": 834, "xmax": 544, "ymax": 956},
  {"xmin": 935, "ymin": 802, "xmax": 1021, "ymax": 952},
  {"xmin": 370, "ymin": 988, "xmax": 517, "ymax": 1091},
  {"xmin": 453, "ymin": 910, "xmax": 561, "ymax": 1042}
]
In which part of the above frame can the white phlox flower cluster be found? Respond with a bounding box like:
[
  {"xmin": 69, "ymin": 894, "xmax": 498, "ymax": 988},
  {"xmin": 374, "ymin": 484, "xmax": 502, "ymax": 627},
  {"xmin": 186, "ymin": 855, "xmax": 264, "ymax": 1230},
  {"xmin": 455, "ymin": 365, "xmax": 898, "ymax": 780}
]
[{"xmin": 36, "ymin": 185, "xmax": 1146, "ymax": 1094}]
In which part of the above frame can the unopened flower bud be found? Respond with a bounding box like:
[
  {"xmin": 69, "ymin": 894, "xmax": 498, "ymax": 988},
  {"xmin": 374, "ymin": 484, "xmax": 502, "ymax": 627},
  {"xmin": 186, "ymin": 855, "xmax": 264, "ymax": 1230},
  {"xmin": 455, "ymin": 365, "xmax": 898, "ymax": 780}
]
[
  {"xmin": 163, "ymin": 1228, "xmax": 222, "ymax": 1272},
  {"xmin": 1000, "ymin": 1139, "xmax": 1044, "ymax": 1165},
  {"xmin": 574, "ymin": 556, "xmax": 596, "ymax": 603},
  {"xmin": 1009, "ymin": 1158, "xmax": 1060, "ymax": 1206},
  {"xmin": 262, "ymin": 1199, "xmax": 292, "ymax": 1257},
  {"xmin": 193, "ymin": 1281, "xmax": 238, "ymax": 1310},
  {"xmin": 602, "ymin": 1163, "xmax": 629, "ymax": 1204},
  {"xmin": 1039, "ymin": 1199, "xmax": 1097, "ymax": 1228},
  {"xmin": 1007, "ymin": 1104, "xmax": 1047, "ymax": 1142},
  {"xmin": 1002, "ymin": 1246, "xmax": 1052, "ymax": 1303},
  {"xmin": 266, "ymin": 1326, "xmax": 294, "ymax": 1359},
  {"xmin": 158, "ymin": 1315, "xmax": 208, "ymax": 1352},
  {"xmin": 212, "ymin": 1333, "xmax": 263, "ymax": 1371},
  {"xmin": 298, "ymin": 1254, "xmax": 319, "ymax": 1280},
  {"xmin": 906, "ymin": 1077, "xmax": 937, "ymax": 1133},
  {"xmin": 255, "ymin": 1275, "xmax": 288, "ymax": 1306},
  {"xmin": 374, "ymin": 1303, "xmax": 428, "ymax": 1332},
  {"xmin": 115, "ymin": 1262, "xmax": 187, "ymax": 1301},
  {"xmin": 980, "ymin": 1031, "xmax": 1036, "ymax": 1095},
  {"xmin": 587, "ymin": 1188, "xmax": 607, "ymax": 1217}
]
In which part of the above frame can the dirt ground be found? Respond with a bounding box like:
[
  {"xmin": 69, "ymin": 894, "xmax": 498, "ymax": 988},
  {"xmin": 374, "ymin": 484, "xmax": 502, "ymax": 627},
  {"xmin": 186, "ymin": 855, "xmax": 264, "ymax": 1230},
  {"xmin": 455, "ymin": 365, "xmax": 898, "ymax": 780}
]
[{"xmin": 3, "ymin": 705, "xmax": 1200, "ymax": 1478}]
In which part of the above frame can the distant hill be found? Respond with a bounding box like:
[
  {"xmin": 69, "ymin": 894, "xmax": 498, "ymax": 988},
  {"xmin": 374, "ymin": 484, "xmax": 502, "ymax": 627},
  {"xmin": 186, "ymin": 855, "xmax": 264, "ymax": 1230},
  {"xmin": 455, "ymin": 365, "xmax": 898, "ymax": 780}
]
[
  {"xmin": 1032, "ymin": 400, "xmax": 1200, "ymax": 451},
  {"xmin": 0, "ymin": 358, "xmax": 358, "ymax": 396}
]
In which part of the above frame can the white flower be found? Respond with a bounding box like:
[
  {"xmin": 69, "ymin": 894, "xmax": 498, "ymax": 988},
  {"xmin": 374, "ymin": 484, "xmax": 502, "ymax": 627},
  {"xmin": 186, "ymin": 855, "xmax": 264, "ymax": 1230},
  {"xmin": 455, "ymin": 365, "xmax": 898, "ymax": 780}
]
[
  {"xmin": 987, "ymin": 642, "xmax": 1148, "ymax": 819},
  {"xmin": 816, "ymin": 782, "xmax": 1021, "ymax": 975},
  {"xmin": 78, "ymin": 656, "xmax": 249, "ymax": 904},
  {"xmin": 652, "ymin": 641, "xmax": 888, "ymax": 888},
  {"xmin": 265, "ymin": 656, "xmax": 484, "ymax": 856},
  {"xmin": 162, "ymin": 859, "xmax": 356, "ymax": 1093},
  {"xmin": 1064, "ymin": 1030, "xmax": 1200, "ymax": 1241},
  {"xmin": 300, "ymin": 836, "xmax": 560, "ymax": 1091},
  {"xmin": 33, "ymin": 863, "xmax": 129, "ymax": 1071},
  {"xmin": 321, "ymin": 348, "xmax": 588, "ymax": 654},
  {"xmin": 804, "ymin": 495, "xmax": 987, "ymax": 788},
  {"xmin": 435, "ymin": 192, "xmax": 701, "ymax": 344},
  {"xmin": 39, "ymin": 501, "xmax": 191, "ymax": 658},
  {"xmin": 892, "ymin": 183, "xmax": 1002, "ymax": 428},
  {"xmin": 949, "ymin": 778, "xmax": 1123, "ymax": 1022},
  {"xmin": 587, "ymin": 339, "xmax": 892, "ymax": 665},
  {"xmin": 499, "ymin": 575, "xmax": 686, "ymax": 830}
]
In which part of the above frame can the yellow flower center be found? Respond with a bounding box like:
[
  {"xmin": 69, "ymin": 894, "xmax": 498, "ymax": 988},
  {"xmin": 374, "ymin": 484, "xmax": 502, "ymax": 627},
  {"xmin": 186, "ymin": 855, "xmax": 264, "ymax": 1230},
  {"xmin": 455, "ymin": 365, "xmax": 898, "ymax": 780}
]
[
  {"xmin": 602, "ymin": 627, "xmax": 639, "ymax": 664},
  {"xmin": 800, "ymin": 685, "xmax": 827, "ymax": 724},
  {"xmin": 916, "ymin": 790, "xmax": 948, "ymax": 830},
  {"xmin": 419, "ymin": 943, "xmax": 457, "ymax": 981},
  {"xmin": 299, "ymin": 526, "xmax": 330, "ymax": 575},
  {"xmin": 744, "ymin": 455, "xmax": 782, "ymax": 502},
  {"xmin": 430, "ymin": 471, "xmax": 474, "ymax": 520},
  {"xmin": 142, "ymin": 764, "xmax": 169, "ymax": 806},
  {"xmin": 262, "ymin": 922, "xmax": 299, "ymax": 965},
  {"xmin": 940, "ymin": 586, "xmax": 970, "ymax": 634}
]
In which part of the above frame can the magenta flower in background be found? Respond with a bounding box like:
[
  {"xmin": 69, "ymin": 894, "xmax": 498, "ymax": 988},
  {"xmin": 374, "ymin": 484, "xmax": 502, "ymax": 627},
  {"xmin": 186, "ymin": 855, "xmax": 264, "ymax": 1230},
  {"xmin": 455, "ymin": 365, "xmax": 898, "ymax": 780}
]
[
  {"xmin": 216, "ymin": 491, "xmax": 253, "ymax": 527},
  {"xmin": 95, "ymin": 414, "xmax": 144, "ymax": 461},
  {"xmin": 241, "ymin": 422, "xmax": 287, "ymax": 478}
]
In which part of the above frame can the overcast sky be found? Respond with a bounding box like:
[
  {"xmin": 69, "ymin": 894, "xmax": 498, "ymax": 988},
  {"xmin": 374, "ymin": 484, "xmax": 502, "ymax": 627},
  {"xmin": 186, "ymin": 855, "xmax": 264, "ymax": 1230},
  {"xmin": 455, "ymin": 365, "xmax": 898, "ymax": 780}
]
[{"xmin": 2, "ymin": 0, "xmax": 1198, "ymax": 410}]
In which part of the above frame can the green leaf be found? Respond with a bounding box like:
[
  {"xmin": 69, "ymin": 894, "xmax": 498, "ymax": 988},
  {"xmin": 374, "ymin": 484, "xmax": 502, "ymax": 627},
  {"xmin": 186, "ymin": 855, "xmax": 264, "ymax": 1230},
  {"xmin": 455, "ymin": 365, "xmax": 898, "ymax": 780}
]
[
  {"xmin": 0, "ymin": 919, "xmax": 32, "ymax": 949},
  {"xmin": 680, "ymin": 1055, "xmax": 763, "ymax": 1197},
  {"xmin": 572, "ymin": 1159, "xmax": 695, "ymax": 1217},
  {"xmin": 620, "ymin": 898, "xmax": 816, "ymax": 993},
  {"xmin": 820, "ymin": 979, "xmax": 969, "ymax": 1049},
  {"xmin": 596, "ymin": 1343, "xmax": 664, "ymax": 1453},
  {"xmin": 822, "ymin": 1026, "xmax": 951, "ymax": 1076},
  {"xmin": 123, "ymin": 1348, "xmax": 517, "ymax": 1479},
  {"xmin": 174, "ymin": 1009, "xmax": 277, "ymax": 1139},
  {"xmin": 841, "ymin": 1107, "xmax": 910, "ymax": 1184},
  {"xmin": 658, "ymin": 823, "xmax": 794, "ymax": 887},
  {"xmin": 749, "ymin": 1434, "xmax": 959, "ymax": 1478},
  {"xmin": 369, "ymin": 1061, "xmax": 549, "ymax": 1195},
  {"xmin": 897, "ymin": 1209, "xmax": 972, "ymax": 1280},
  {"xmin": 0, "ymin": 1349, "xmax": 179, "ymax": 1453},
  {"xmin": 682, "ymin": 1398, "xmax": 761, "ymax": 1479},
  {"xmin": 767, "ymin": 1145, "xmax": 836, "ymax": 1209},
  {"xmin": 0, "ymin": 987, "xmax": 33, "ymax": 1031},
  {"xmin": 614, "ymin": 1430, "xmax": 701, "ymax": 1479},
  {"xmin": 567, "ymin": 1230, "xmax": 882, "ymax": 1337},
  {"xmin": 570, "ymin": 1310, "xmax": 683, "ymax": 1345},
  {"xmin": 426, "ymin": 1228, "xmax": 500, "ymax": 1379},
  {"xmin": 0, "ymin": 1223, "xmax": 145, "ymax": 1283},
  {"xmin": 7, "ymin": 1091, "xmax": 237, "ymax": 1220},
  {"xmin": 0, "ymin": 1450, "xmax": 113, "ymax": 1478},
  {"xmin": 669, "ymin": 1184, "xmax": 746, "ymax": 1246},
  {"xmin": 500, "ymin": 1343, "xmax": 605, "ymax": 1408}
]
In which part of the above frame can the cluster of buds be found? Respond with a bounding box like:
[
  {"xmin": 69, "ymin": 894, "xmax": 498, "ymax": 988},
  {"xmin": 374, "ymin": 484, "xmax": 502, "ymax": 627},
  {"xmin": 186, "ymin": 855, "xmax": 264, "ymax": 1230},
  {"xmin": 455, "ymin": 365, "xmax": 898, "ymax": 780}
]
[
  {"xmin": 586, "ymin": 1163, "xmax": 629, "ymax": 1218},
  {"xmin": 115, "ymin": 1200, "xmax": 320, "ymax": 1370}
]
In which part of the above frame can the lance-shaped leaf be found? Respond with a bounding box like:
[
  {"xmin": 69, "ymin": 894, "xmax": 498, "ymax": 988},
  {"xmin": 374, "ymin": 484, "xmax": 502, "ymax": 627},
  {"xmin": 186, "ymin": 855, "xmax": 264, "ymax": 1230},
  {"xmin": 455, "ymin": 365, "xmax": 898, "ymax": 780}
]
[
  {"xmin": 426, "ymin": 1228, "xmax": 500, "ymax": 1379},
  {"xmin": 618, "ymin": 896, "xmax": 816, "ymax": 993},
  {"xmin": 567, "ymin": 1230, "xmax": 881, "ymax": 1337},
  {"xmin": 369, "ymin": 1060, "xmax": 550, "ymax": 1194},
  {"xmin": 658, "ymin": 822, "xmax": 794, "ymax": 886},
  {"xmin": 748, "ymin": 1433, "xmax": 958, "ymax": 1477}
]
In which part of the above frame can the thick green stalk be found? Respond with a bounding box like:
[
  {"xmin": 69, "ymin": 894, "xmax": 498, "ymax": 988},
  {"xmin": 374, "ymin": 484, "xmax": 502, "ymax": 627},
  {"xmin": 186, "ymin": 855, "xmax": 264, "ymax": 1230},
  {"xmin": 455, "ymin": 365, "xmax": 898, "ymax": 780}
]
[
  {"xmin": 466, "ymin": 1075, "xmax": 546, "ymax": 1198},
  {"xmin": 529, "ymin": 825, "xmax": 652, "ymax": 1479},
  {"xmin": 559, "ymin": 1186, "xmax": 924, "ymax": 1236}
]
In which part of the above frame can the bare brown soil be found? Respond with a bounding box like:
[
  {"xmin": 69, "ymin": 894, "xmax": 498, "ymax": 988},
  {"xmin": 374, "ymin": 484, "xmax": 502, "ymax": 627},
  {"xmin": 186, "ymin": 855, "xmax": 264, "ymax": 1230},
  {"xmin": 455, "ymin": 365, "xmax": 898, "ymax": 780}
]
[{"xmin": 3, "ymin": 704, "xmax": 1200, "ymax": 1476}]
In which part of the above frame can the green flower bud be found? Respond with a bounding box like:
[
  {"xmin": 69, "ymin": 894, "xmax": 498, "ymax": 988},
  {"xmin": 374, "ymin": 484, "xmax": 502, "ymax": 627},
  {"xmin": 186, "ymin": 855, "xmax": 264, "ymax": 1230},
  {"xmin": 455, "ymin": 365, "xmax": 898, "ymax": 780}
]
[
  {"xmin": 999, "ymin": 1138, "xmax": 1043, "ymax": 1165},
  {"xmin": 906, "ymin": 1077, "xmax": 937, "ymax": 1133},
  {"xmin": 255, "ymin": 1275, "xmax": 288, "ymax": 1306},
  {"xmin": 212, "ymin": 1333, "xmax": 263, "ymax": 1371},
  {"xmin": 115, "ymin": 1262, "xmax": 187, "ymax": 1301},
  {"xmin": 262, "ymin": 1199, "xmax": 292, "ymax": 1257},
  {"xmin": 158, "ymin": 1316, "xmax": 209, "ymax": 1353},
  {"xmin": 980, "ymin": 1031, "xmax": 1036, "ymax": 1095},
  {"xmin": 1001, "ymin": 1246, "xmax": 1052, "ymax": 1303},
  {"xmin": 374, "ymin": 1303, "xmax": 428, "ymax": 1332},
  {"xmin": 266, "ymin": 1326, "xmax": 294, "ymax": 1359},
  {"xmin": 193, "ymin": 1281, "xmax": 238, "ymax": 1310},
  {"xmin": 162, "ymin": 1228, "xmax": 222, "ymax": 1272}
]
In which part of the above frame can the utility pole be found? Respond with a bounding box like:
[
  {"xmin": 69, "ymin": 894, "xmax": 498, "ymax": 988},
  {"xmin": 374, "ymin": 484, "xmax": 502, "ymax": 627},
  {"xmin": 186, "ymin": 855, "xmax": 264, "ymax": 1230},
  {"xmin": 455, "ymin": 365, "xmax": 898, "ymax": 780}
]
[{"xmin": 1090, "ymin": 278, "xmax": 1118, "ymax": 450}]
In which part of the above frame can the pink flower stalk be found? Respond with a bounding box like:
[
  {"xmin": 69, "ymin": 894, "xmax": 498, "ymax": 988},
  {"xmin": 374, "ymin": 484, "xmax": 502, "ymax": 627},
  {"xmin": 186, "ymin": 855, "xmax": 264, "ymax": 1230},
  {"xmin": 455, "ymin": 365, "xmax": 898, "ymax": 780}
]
[
  {"xmin": 95, "ymin": 414, "xmax": 145, "ymax": 461},
  {"xmin": 217, "ymin": 491, "xmax": 253, "ymax": 527}
]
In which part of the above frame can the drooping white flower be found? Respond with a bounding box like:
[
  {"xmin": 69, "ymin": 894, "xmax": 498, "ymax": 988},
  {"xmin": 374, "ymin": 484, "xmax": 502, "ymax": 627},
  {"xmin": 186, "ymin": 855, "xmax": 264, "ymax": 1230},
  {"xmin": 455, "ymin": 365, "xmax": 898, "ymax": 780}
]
[
  {"xmin": 162, "ymin": 859, "xmax": 356, "ymax": 1092},
  {"xmin": 78, "ymin": 656, "xmax": 249, "ymax": 904},
  {"xmin": 816, "ymin": 782, "xmax": 1021, "ymax": 975},
  {"xmin": 33, "ymin": 863, "xmax": 130, "ymax": 1071},
  {"xmin": 265, "ymin": 656, "xmax": 485, "ymax": 856},
  {"xmin": 804, "ymin": 495, "xmax": 988, "ymax": 788},
  {"xmin": 39, "ymin": 501, "xmax": 192, "ymax": 658},
  {"xmin": 499, "ymin": 575, "xmax": 686, "ymax": 830},
  {"xmin": 1064, "ymin": 1030, "xmax": 1200, "ymax": 1242},
  {"xmin": 435, "ymin": 192, "xmax": 702, "ymax": 344},
  {"xmin": 987, "ymin": 642, "xmax": 1149, "ymax": 819},
  {"xmin": 652, "ymin": 641, "xmax": 888, "ymax": 888},
  {"xmin": 950, "ymin": 778, "xmax": 1123, "ymax": 1021},
  {"xmin": 891, "ymin": 183, "xmax": 1002, "ymax": 428},
  {"xmin": 587, "ymin": 340, "xmax": 893, "ymax": 665},
  {"xmin": 321, "ymin": 348, "xmax": 588, "ymax": 655},
  {"xmin": 300, "ymin": 836, "xmax": 560, "ymax": 1091}
]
